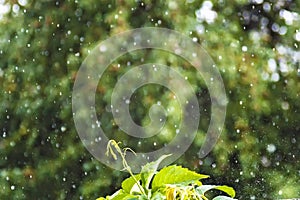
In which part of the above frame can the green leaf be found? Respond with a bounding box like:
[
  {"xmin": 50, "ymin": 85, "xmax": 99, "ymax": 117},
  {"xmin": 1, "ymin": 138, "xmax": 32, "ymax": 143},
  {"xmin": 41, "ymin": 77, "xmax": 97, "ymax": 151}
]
[
  {"xmin": 212, "ymin": 195, "xmax": 237, "ymax": 200},
  {"xmin": 151, "ymin": 165, "xmax": 209, "ymax": 190},
  {"xmin": 121, "ymin": 174, "xmax": 141, "ymax": 194},
  {"xmin": 196, "ymin": 185, "xmax": 235, "ymax": 198},
  {"xmin": 138, "ymin": 195, "xmax": 148, "ymax": 200},
  {"xmin": 196, "ymin": 185, "xmax": 216, "ymax": 195},
  {"xmin": 140, "ymin": 154, "xmax": 171, "ymax": 190},
  {"xmin": 110, "ymin": 192, "xmax": 138, "ymax": 200},
  {"xmin": 214, "ymin": 186, "xmax": 236, "ymax": 198},
  {"xmin": 130, "ymin": 182, "xmax": 145, "ymax": 195},
  {"xmin": 150, "ymin": 191, "xmax": 166, "ymax": 200},
  {"xmin": 99, "ymin": 189, "xmax": 138, "ymax": 200}
]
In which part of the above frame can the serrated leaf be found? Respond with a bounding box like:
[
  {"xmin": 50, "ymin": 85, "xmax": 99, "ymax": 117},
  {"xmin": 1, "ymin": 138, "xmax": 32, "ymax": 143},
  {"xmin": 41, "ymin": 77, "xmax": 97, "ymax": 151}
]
[
  {"xmin": 151, "ymin": 165, "xmax": 209, "ymax": 190},
  {"xmin": 140, "ymin": 154, "xmax": 171, "ymax": 190},
  {"xmin": 121, "ymin": 174, "xmax": 141, "ymax": 194}
]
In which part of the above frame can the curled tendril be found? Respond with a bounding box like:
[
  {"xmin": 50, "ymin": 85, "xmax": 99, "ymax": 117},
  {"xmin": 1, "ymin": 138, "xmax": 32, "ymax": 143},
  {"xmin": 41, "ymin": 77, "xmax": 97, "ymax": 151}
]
[
  {"xmin": 106, "ymin": 140, "xmax": 122, "ymax": 160},
  {"xmin": 105, "ymin": 140, "xmax": 146, "ymax": 197}
]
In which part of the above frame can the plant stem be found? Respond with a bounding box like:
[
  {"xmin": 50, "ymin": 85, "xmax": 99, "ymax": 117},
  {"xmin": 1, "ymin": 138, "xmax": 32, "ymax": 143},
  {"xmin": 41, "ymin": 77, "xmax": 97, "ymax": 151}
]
[{"xmin": 106, "ymin": 140, "xmax": 147, "ymax": 197}]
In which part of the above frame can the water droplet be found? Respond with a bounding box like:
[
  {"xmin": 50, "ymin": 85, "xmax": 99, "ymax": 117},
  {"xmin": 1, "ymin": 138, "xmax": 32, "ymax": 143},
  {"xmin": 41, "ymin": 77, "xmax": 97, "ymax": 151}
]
[
  {"xmin": 10, "ymin": 141, "xmax": 15, "ymax": 147},
  {"xmin": 261, "ymin": 156, "xmax": 271, "ymax": 167},
  {"xmin": 267, "ymin": 144, "xmax": 276, "ymax": 153},
  {"xmin": 295, "ymin": 32, "xmax": 300, "ymax": 41},
  {"xmin": 99, "ymin": 45, "xmax": 107, "ymax": 52},
  {"xmin": 281, "ymin": 102, "xmax": 289, "ymax": 110},
  {"xmin": 60, "ymin": 126, "xmax": 66, "ymax": 132},
  {"xmin": 242, "ymin": 46, "xmax": 248, "ymax": 52}
]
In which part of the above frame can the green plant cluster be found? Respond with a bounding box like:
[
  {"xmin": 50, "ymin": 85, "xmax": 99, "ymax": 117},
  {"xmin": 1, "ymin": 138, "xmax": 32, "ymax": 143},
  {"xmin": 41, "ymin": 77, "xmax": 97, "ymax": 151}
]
[{"xmin": 98, "ymin": 141, "xmax": 236, "ymax": 200}]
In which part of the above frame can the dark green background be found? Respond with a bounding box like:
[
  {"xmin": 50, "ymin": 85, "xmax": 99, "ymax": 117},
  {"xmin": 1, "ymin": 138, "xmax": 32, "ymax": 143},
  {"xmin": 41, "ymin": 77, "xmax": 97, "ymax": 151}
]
[{"xmin": 0, "ymin": 0, "xmax": 299, "ymax": 199}]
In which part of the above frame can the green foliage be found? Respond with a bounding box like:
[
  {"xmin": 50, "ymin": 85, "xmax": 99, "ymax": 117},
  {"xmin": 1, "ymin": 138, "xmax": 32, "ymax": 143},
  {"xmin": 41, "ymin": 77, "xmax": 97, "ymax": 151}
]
[
  {"xmin": 97, "ymin": 141, "xmax": 236, "ymax": 200},
  {"xmin": 0, "ymin": 0, "xmax": 299, "ymax": 199},
  {"xmin": 151, "ymin": 165, "xmax": 209, "ymax": 190}
]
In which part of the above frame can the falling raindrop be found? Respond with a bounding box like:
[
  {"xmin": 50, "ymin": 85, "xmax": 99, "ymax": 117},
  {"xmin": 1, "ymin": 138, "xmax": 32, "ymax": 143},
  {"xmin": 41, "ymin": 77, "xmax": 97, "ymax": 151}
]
[
  {"xmin": 266, "ymin": 144, "xmax": 276, "ymax": 153},
  {"xmin": 60, "ymin": 126, "xmax": 66, "ymax": 132}
]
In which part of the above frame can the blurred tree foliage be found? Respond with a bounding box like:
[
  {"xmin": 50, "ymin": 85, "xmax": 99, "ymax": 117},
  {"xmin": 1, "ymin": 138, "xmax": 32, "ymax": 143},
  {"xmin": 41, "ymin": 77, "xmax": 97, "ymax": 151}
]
[{"xmin": 0, "ymin": 0, "xmax": 299, "ymax": 199}]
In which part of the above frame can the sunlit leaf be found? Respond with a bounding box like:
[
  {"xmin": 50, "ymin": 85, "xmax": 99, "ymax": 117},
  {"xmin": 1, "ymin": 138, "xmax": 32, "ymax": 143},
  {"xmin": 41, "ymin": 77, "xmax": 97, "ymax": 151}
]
[{"xmin": 152, "ymin": 165, "xmax": 209, "ymax": 190}]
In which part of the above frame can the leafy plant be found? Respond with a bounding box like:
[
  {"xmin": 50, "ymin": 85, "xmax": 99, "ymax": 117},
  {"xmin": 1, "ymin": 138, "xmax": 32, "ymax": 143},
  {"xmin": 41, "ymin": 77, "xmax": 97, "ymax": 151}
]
[{"xmin": 97, "ymin": 140, "xmax": 237, "ymax": 200}]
